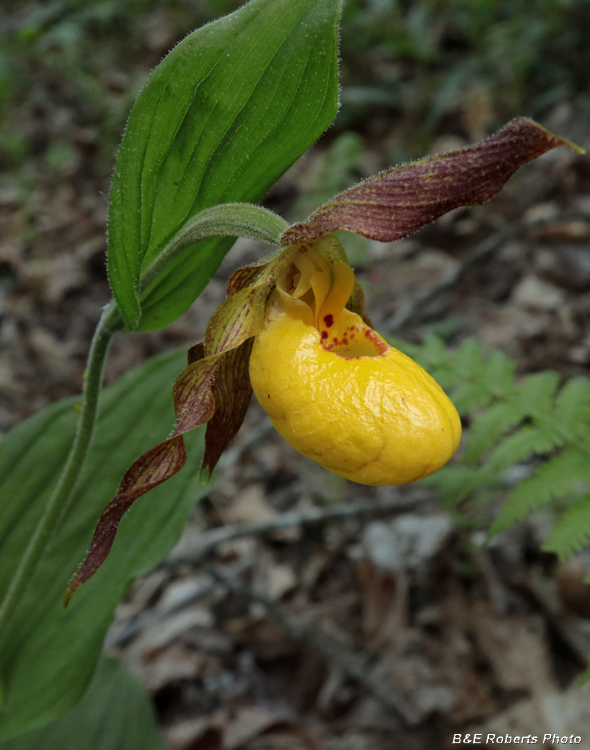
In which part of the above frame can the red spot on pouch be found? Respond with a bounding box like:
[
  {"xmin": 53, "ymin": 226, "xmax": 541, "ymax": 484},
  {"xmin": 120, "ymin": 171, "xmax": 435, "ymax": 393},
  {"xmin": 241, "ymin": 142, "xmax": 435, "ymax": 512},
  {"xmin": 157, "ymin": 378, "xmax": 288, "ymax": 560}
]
[
  {"xmin": 324, "ymin": 314, "xmax": 334, "ymax": 327},
  {"xmin": 361, "ymin": 327, "xmax": 388, "ymax": 355},
  {"xmin": 321, "ymin": 331, "xmax": 328, "ymax": 339}
]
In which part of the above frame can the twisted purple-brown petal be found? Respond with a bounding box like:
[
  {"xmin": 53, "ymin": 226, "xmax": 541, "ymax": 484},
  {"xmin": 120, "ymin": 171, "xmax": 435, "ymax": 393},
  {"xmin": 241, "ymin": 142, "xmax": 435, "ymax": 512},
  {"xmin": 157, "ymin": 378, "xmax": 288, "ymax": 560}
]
[
  {"xmin": 65, "ymin": 352, "xmax": 222, "ymax": 606},
  {"xmin": 65, "ymin": 248, "xmax": 304, "ymax": 605},
  {"xmin": 201, "ymin": 338, "xmax": 254, "ymax": 482},
  {"xmin": 281, "ymin": 118, "xmax": 582, "ymax": 246}
]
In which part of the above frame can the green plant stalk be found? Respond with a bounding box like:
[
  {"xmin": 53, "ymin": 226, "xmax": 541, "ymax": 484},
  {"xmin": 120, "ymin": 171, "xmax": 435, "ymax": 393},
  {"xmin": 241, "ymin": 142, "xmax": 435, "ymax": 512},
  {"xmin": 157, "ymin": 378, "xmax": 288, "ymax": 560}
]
[{"xmin": 0, "ymin": 302, "xmax": 123, "ymax": 640}]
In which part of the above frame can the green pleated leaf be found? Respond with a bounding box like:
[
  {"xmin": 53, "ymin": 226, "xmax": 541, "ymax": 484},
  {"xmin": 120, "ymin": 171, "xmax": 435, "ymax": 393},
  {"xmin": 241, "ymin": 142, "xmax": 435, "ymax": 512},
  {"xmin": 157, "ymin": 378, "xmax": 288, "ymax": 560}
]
[
  {"xmin": 108, "ymin": 0, "xmax": 343, "ymax": 331},
  {"xmin": 0, "ymin": 656, "xmax": 165, "ymax": 750},
  {"xmin": 0, "ymin": 350, "xmax": 207, "ymax": 741}
]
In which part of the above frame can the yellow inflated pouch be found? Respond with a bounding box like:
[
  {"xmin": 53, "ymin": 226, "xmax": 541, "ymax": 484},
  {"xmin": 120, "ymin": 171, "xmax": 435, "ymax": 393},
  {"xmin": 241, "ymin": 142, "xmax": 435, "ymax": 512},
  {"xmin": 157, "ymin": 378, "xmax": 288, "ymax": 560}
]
[{"xmin": 249, "ymin": 245, "xmax": 462, "ymax": 485}]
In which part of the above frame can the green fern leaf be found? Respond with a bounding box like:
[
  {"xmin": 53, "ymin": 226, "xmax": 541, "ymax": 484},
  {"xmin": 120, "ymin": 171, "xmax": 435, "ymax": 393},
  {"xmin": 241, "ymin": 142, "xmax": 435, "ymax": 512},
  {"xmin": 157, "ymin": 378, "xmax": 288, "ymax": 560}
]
[
  {"xmin": 543, "ymin": 494, "xmax": 590, "ymax": 561},
  {"xmin": 518, "ymin": 371, "xmax": 574, "ymax": 447},
  {"xmin": 518, "ymin": 371, "xmax": 560, "ymax": 413},
  {"xmin": 446, "ymin": 339, "xmax": 503, "ymax": 413},
  {"xmin": 463, "ymin": 401, "xmax": 525, "ymax": 464},
  {"xmin": 451, "ymin": 381, "xmax": 494, "ymax": 415},
  {"xmin": 481, "ymin": 349, "xmax": 517, "ymax": 399},
  {"xmin": 492, "ymin": 446, "xmax": 590, "ymax": 533},
  {"xmin": 528, "ymin": 379, "xmax": 590, "ymax": 449},
  {"xmin": 475, "ymin": 424, "xmax": 557, "ymax": 489},
  {"xmin": 389, "ymin": 337, "xmax": 421, "ymax": 360},
  {"xmin": 554, "ymin": 377, "xmax": 590, "ymax": 435},
  {"xmin": 416, "ymin": 335, "xmax": 452, "ymax": 371},
  {"xmin": 406, "ymin": 335, "xmax": 458, "ymax": 391},
  {"xmin": 396, "ymin": 333, "xmax": 590, "ymax": 566},
  {"xmin": 421, "ymin": 464, "xmax": 478, "ymax": 505},
  {"xmin": 454, "ymin": 339, "xmax": 485, "ymax": 380}
]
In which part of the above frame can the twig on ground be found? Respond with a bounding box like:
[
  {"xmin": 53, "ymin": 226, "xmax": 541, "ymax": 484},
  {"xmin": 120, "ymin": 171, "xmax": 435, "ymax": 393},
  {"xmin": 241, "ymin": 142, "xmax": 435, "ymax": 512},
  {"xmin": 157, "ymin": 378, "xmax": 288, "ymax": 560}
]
[
  {"xmin": 206, "ymin": 563, "xmax": 420, "ymax": 726},
  {"xmin": 104, "ymin": 578, "xmax": 216, "ymax": 650},
  {"xmin": 104, "ymin": 559, "xmax": 253, "ymax": 649},
  {"xmin": 385, "ymin": 213, "xmax": 590, "ymax": 334},
  {"xmin": 105, "ymin": 494, "xmax": 433, "ymax": 648},
  {"xmin": 167, "ymin": 491, "xmax": 435, "ymax": 566}
]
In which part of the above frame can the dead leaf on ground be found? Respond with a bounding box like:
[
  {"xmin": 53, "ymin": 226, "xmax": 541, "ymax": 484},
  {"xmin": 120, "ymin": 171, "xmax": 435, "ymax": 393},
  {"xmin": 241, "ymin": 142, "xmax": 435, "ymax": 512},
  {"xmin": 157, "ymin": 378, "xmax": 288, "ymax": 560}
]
[{"xmin": 165, "ymin": 706, "xmax": 323, "ymax": 750}]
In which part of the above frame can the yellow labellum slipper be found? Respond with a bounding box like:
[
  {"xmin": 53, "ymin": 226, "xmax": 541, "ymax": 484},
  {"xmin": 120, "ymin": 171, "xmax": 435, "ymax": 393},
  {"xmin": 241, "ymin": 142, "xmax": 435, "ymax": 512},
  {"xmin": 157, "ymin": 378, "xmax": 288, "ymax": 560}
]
[{"xmin": 250, "ymin": 246, "xmax": 461, "ymax": 485}]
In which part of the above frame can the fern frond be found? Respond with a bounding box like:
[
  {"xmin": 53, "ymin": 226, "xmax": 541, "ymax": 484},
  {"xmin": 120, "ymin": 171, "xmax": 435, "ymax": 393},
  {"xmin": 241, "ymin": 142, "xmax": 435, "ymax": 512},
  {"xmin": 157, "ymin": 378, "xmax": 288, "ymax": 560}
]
[
  {"xmin": 401, "ymin": 333, "xmax": 590, "ymax": 558},
  {"xmin": 463, "ymin": 401, "xmax": 525, "ymax": 464},
  {"xmin": 543, "ymin": 494, "xmax": 590, "ymax": 561},
  {"xmin": 491, "ymin": 446, "xmax": 590, "ymax": 533},
  {"xmin": 421, "ymin": 464, "xmax": 478, "ymax": 504},
  {"xmin": 455, "ymin": 339, "xmax": 485, "ymax": 379},
  {"xmin": 518, "ymin": 371, "xmax": 560, "ymax": 413},
  {"xmin": 420, "ymin": 334, "xmax": 451, "ymax": 366},
  {"xmin": 477, "ymin": 424, "xmax": 557, "ymax": 484},
  {"xmin": 415, "ymin": 335, "xmax": 454, "ymax": 382},
  {"xmin": 450, "ymin": 381, "xmax": 494, "ymax": 415},
  {"xmin": 554, "ymin": 377, "xmax": 590, "ymax": 435},
  {"xmin": 481, "ymin": 349, "xmax": 517, "ymax": 399},
  {"xmin": 441, "ymin": 341, "xmax": 490, "ymax": 413},
  {"xmin": 528, "ymin": 378, "xmax": 590, "ymax": 449}
]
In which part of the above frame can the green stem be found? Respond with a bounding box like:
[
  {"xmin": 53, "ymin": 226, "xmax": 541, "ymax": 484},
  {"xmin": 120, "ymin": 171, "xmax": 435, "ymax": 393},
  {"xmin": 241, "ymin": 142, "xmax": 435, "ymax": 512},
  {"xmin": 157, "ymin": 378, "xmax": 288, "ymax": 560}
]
[{"xmin": 0, "ymin": 301, "xmax": 123, "ymax": 638}]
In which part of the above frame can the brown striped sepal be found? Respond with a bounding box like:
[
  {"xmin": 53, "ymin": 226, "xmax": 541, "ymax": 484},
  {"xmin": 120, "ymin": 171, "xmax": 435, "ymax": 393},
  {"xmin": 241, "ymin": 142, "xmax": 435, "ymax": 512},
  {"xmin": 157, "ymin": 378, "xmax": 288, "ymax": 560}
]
[
  {"xmin": 281, "ymin": 118, "xmax": 582, "ymax": 246},
  {"xmin": 65, "ymin": 248, "xmax": 301, "ymax": 604}
]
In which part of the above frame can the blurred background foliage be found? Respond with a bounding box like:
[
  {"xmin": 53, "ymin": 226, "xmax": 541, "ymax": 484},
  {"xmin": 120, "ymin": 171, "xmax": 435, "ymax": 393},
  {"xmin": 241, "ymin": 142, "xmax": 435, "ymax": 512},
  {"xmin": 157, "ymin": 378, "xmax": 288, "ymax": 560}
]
[
  {"xmin": 1, "ymin": 0, "xmax": 590, "ymax": 184},
  {"xmin": 339, "ymin": 0, "xmax": 590, "ymax": 147}
]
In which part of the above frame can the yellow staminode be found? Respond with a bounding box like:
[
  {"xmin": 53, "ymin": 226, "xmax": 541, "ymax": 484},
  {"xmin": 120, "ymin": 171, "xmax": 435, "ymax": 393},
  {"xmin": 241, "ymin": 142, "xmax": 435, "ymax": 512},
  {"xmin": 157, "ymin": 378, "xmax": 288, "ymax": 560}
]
[{"xmin": 249, "ymin": 244, "xmax": 461, "ymax": 485}]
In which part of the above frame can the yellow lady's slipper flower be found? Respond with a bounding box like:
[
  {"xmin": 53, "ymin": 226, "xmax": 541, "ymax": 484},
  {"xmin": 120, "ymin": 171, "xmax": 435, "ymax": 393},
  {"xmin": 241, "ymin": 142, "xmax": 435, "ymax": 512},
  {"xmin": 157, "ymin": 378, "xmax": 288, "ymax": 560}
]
[
  {"xmin": 249, "ymin": 244, "xmax": 461, "ymax": 485},
  {"xmin": 67, "ymin": 117, "xmax": 579, "ymax": 603}
]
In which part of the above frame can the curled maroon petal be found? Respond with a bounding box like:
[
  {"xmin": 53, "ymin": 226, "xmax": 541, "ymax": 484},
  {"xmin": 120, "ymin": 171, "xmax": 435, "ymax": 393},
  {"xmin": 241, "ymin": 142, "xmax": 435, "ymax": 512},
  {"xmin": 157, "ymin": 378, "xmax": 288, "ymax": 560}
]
[{"xmin": 281, "ymin": 118, "xmax": 582, "ymax": 246}]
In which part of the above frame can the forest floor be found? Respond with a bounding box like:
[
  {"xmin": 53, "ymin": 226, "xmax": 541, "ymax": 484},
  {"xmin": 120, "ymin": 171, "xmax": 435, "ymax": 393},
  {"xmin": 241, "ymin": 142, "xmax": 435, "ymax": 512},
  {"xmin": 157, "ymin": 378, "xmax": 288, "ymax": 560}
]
[{"xmin": 2, "ymin": 5, "xmax": 590, "ymax": 748}]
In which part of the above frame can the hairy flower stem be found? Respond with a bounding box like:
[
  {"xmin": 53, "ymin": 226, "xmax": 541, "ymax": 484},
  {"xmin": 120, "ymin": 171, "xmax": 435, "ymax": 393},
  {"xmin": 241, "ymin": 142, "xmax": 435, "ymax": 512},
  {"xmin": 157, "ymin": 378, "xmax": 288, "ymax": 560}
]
[{"xmin": 0, "ymin": 301, "xmax": 123, "ymax": 639}]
